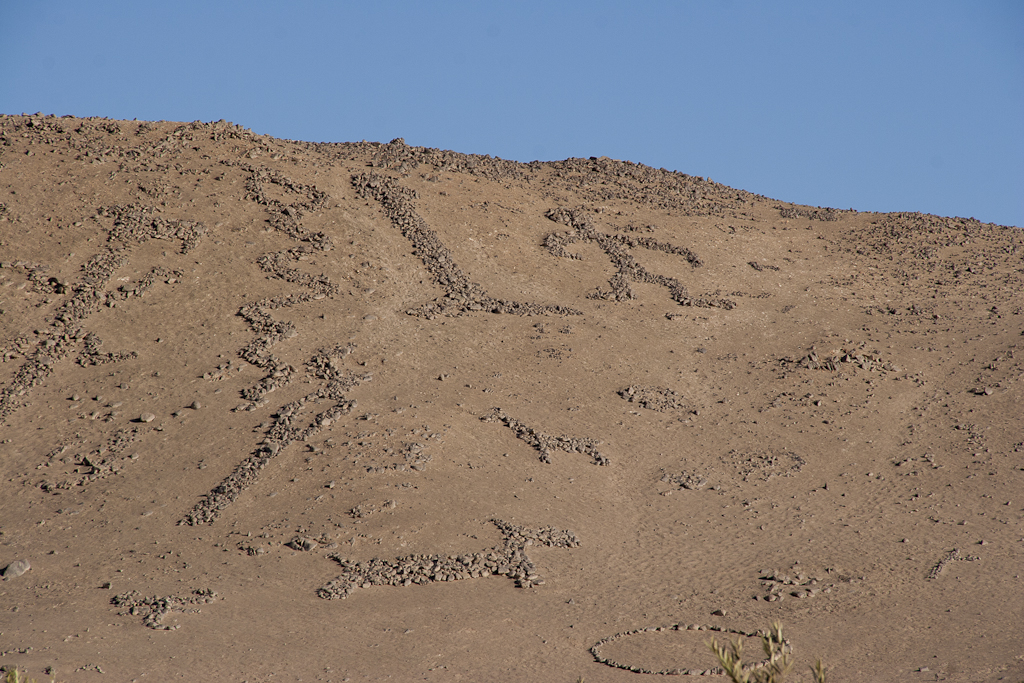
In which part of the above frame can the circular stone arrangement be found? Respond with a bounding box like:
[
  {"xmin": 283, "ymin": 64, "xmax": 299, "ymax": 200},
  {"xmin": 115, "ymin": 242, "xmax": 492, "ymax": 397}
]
[{"xmin": 591, "ymin": 623, "xmax": 776, "ymax": 676}]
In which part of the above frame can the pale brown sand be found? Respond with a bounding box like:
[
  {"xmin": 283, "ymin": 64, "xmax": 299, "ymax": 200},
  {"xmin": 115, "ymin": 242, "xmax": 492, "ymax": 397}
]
[{"xmin": 1, "ymin": 115, "xmax": 1022, "ymax": 682}]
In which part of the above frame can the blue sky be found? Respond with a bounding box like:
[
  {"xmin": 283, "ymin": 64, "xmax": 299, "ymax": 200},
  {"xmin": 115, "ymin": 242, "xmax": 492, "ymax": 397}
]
[{"xmin": 2, "ymin": 1, "xmax": 1022, "ymax": 227}]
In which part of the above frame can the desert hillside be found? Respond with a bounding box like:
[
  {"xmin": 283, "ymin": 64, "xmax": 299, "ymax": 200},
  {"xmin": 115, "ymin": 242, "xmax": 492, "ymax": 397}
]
[{"xmin": 1, "ymin": 114, "xmax": 1022, "ymax": 682}]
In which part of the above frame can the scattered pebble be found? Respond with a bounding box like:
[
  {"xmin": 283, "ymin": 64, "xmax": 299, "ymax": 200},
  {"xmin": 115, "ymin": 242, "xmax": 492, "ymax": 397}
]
[{"xmin": 2, "ymin": 559, "xmax": 31, "ymax": 580}]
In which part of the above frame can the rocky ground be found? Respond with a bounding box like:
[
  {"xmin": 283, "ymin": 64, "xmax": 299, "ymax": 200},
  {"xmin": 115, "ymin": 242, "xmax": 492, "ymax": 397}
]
[{"xmin": 1, "ymin": 114, "xmax": 1022, "ymax": 682}]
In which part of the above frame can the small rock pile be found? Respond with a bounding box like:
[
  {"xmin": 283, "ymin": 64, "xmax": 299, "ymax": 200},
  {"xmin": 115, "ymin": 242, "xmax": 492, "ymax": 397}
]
[
  {"xmin": 357, "ymin": 440, "xmax": 432, "ymax": 474},
  {"xmin": 619, "ymin": 385, "xmax": 688, "ymax": 412},
  {"xmin": 202, "ymin": 358, "xmax": 244, "ymax": 381},
  {"xmin": 101, "ymin": 203, "xmax": 206, "ymax": 253},
  {"xmin": 757, "ymin": 566, "xmax": 831, "ymax": 601},
  {"xmin": 727, "ymin": 449, "xmax": 805, "ymax": 482},
  {"xmin": 317, "ymin": 519, "xmax": 580, "ymax": 600},
  {"xmin": 348, "ymin": 499, "xmax": 397, "ymax": 519},
  {"xmin": 107, "ymin": 265, "xmax": 186, "ymax": 309},
  {"xmin": 39, "ymin": 427, "xmax": 142, "ymax": 492},
  {"xmin": 661, "ymin": 470, "xmax": 708, "ymax": 491},
  {"xmin": 112, "ymin": 589, "xmax": 217, "ymax": 630},
  {"xmin": 785, "ymin": 346, "xmax": 898, "ymax": 373}
]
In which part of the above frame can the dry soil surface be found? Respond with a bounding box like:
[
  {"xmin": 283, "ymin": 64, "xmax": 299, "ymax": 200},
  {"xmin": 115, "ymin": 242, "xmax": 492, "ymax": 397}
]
[{"xmin": 1, "ymin": 114, "xmax": 1022, "ymax": 683}]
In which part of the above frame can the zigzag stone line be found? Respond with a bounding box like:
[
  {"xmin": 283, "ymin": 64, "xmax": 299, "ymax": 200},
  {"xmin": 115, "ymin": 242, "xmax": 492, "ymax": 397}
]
[{"xmin": 226, "ymin": 164, "xmax": 339, "ymax": 412}]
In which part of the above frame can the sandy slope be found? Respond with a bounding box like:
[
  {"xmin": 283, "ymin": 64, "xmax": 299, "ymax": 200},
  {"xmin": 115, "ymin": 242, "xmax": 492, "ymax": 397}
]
[{"xmin": 1, "ymin": 114, "xmax": 1022, "ymax": 682}]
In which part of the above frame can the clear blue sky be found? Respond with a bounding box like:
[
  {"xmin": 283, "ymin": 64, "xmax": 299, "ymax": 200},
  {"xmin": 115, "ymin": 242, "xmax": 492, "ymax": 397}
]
[{"xmin": 2, "ymin": 1, "xmax": 1022, "ymax": 227}]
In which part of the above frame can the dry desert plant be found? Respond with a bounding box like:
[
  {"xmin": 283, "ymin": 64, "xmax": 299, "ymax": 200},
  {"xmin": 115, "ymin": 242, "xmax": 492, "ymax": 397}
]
[
  {"xmin": 709, "ymin": 622, "xmax": 826, "ymax": 683},
  {"xmin": 1, "ymin": 668, "xmax": 60, "ymax": 683}
]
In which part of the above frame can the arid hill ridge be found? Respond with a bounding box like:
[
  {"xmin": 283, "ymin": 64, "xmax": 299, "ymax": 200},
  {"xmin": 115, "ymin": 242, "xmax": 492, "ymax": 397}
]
[{"xmin": 1, "ymin": 114, "xmax": 1022, "ymax": 682}]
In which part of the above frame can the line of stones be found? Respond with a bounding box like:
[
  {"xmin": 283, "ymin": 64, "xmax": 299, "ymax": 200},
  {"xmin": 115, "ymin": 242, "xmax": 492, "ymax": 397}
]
[
  {"xmin": 543, "ymin": 207, "xmax": 736, "ymax": 310},
  {"xmin": 926, "ymin": 548, "xmax": 978, "ymax": 580},
  {"xmin": 0, "ymin": 204, "xmax": 204, "ymax": 421},
  {"xmin": 351, "ymin": 171, "xmax": 580, "ymax": 319},
  {"xmin": 591, "ymin": 623, "xmax": 770, "ymax": 676},
  {"xmin": 481, "ymin": 407, "xmax": 608, "ymax": 465},
  {"xmin": 316, "ymin": 519, "xmax": 579, "ymax": 599},
  {"xmin": 927, "ymin": 549, "xmax": 961, "ymax": 579},
  {"xmin": 103, "ymin": 203, "xmax": 206, "ymax": 252},
  {"xmin": 180, "ymin": 346, "xmax": 368, "ymax": 526},
  {"xmin": 109, "ymin": 264, "xmax": 187, "ymax": 307},
  {"xmin": 76, "ymin": 331, "xmax": 137, "ymax": 367},
  {"xmin": 783, "ymin": 345, "xmax": 900, "ymax": 374}
]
